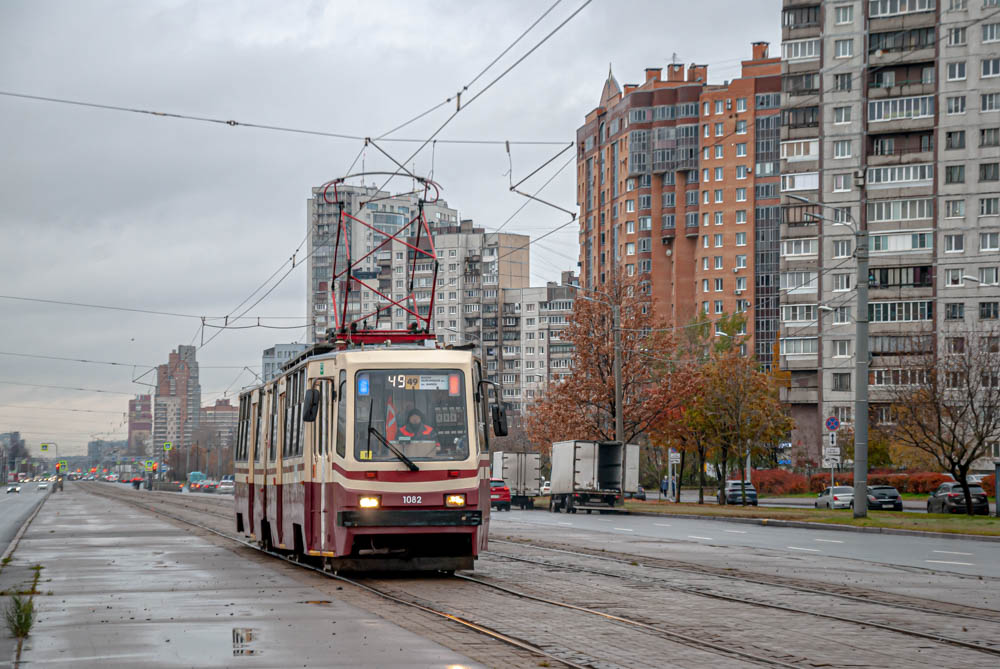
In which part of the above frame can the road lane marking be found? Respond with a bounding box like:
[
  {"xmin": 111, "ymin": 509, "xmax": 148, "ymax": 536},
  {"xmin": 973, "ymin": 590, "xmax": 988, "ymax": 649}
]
[
  {"xmin": 932, "ymin": 550, "xmax": 973, "ymax": 556},
  {"xmin": 926, "ymin": 559, "xmax": 975, "ymax": 566},
  {"xmin": 724, "ymin": 530, "xmax": 747, "ymax": 534},
  {"xmin": 654, "ymin": 523, "xmax": 672, "ymax": 527},
  {"xmin": 688, "ymin": 535, "xmax": 713, "ymax": 540},
  {"xmin": 814, "ymin": 539, "xmax": 844, "ymax": 544},
  {"xmin": 613, "ymin": 527, "xmax": 634, "ymax": 532},
  {"xmin": 596, "ymin": 519, "xmax": 612, "ymax": 522},
  {"xmin": 557, "ymin": 522, "xmax": 573, "ymax": 526},
  {"xmin": 787, "ymin": 546, "xmax": 820, "ymax": 552}
]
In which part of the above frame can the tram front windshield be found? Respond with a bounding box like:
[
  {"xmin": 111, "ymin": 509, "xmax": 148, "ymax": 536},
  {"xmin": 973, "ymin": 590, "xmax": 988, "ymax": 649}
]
[{"xmin": 354, "ymin": 369, "xmax": 470, "ymax": 462}]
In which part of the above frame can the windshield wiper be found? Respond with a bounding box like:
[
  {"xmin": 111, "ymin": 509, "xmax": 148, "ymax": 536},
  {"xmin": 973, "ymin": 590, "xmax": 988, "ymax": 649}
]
[{"xmin": 367, "ymin": 426, "xmax": 419, "ymax": 472}]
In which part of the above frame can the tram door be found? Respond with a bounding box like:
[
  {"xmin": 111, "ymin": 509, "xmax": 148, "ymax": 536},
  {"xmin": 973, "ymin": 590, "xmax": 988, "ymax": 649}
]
[
  {"xmin": 250, "ymin": 390, "xmax": 265, "ymax": 537},
  {"xmin": 246, "ymin": 393, "xmax": 258, "ymax": 535},
  {"xmin": 274, "ymin": 386, "xmax": 286, "ymax": 548}
]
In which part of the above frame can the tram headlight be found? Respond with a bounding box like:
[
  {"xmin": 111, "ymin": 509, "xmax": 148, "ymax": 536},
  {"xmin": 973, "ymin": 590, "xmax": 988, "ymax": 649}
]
[
  {"xmin": 445, "ymin": 494, "xmax": 466, "ymax": 508},
  {"xmin": 359, "ymin": 495, "xmax": 381, "ymax": 509}
]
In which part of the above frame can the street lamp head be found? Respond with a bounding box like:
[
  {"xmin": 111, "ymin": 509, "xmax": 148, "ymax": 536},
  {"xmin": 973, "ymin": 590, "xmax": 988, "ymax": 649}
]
[
  {"xmin": 962, "ymin": 275, "xmax": 981, "ymax": 283},
  {"xmin": 787, "ymin": 194, "xmax": 812, "ymax": 204},
  {"xmin": 817, "ymin": 306, "xmax": 835, "ymax": 312}
]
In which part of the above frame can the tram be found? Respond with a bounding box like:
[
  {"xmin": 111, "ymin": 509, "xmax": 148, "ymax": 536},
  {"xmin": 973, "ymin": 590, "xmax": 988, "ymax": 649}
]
[{"xmin": 233, "ymin": 173, "xmax": 507, "ymax": 572}]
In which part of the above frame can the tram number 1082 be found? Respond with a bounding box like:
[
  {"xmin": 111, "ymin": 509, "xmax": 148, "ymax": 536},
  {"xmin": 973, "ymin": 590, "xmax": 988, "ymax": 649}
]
[{"xmin": 402, "ymin": 495, "xmax": 422, "ymax": 504}]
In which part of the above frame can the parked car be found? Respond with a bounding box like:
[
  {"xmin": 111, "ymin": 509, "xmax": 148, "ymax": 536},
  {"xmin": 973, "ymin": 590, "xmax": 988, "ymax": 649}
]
[
  {"xmin": 719, "ymin": 480, "xmax": 758, "ymax": 506},
  {"xmin": 540, "ymin": 480, "xmax": 551, "ymax": 495},
  {"xmin": 6, "ymin": 484, "xmax": 20, "ymax": 494},
  {"xmin": 966, "ymin": 474, "xmax": 985, "ymax": 485},
  {"xmin": 864, "ymin": 485, "xmax": 902, "ymax": 511},
  {"xmin": 626, "ymin": 485, "xmax": 647, "ymax": 501},
  {"xmin": 490, "ymin": 478, "xmax": 511, "ymax": 511},
  {"xmin": 927, "ymin": 482, "xmax": 990, "ymax": 515},
  {"xmin": 815, "ymin": 486, "xmax": 854, "ymax": 509}
]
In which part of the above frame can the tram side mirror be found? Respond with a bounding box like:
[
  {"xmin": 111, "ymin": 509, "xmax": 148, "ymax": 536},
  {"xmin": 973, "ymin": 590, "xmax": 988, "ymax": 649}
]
[
  {"xmin": 491, "ymin": 404, "xmax": 508, "ymax": 437},
  {"xmin": 303, "ymin": 388, "xmax": 321, "ymax": 422}
]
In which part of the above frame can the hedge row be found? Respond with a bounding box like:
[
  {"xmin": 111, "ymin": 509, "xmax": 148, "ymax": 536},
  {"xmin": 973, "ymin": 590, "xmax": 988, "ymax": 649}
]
[{"xmin": 747, "ymin": 470, "xmax": 983, "ymax": 495}]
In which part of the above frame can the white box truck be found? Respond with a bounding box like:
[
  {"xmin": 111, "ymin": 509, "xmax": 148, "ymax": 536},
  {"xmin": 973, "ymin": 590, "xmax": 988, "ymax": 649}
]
[
  {"xmin": 491, "ymin": 451, "xmax": 542, "ymax": 509},
  {"xmin": 549, "ymin": 440, "xmax": 639, "ymax": 513}
]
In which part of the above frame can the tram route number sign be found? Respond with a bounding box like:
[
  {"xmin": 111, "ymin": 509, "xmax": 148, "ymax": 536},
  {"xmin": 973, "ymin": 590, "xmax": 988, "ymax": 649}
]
[
  {"xmin": 163, "ymin": 442, "xmax": 172, "ymax": 452},
  {"xmin": 825, "ymin": 416, "xmax": 840, "ymax": 431}
]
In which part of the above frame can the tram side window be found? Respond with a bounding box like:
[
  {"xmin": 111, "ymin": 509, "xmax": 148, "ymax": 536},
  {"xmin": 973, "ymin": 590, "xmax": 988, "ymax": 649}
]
[
  {"xmin": 336, "ymin": 371, "xmax": 347, "ymax": 457},
  {"xmin": 296, "ymin": 371, "xmax": 305, "ymax": 455},
  {"xmin": 317, "ymin": 382, "xmax": 329, "ymax": 455},
  {"xmin": 235, "ymin": 396, "xmax": 248, "ymax": 461},
  {"xmin": 254, "ymin": 399, "xmax": 263, "ymax": 463},
  {"xmin": 283, "ymin": 370, "xmax": 304, "ymax": 457},
  {"xmin": 269, "ymin": 389, "xmax": 279, "ymax": 462}
]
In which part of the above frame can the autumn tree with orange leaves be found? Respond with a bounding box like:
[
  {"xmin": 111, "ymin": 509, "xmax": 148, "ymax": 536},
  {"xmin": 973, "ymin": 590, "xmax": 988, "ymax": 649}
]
[{"xmin": 524, "ymin": 272, "xmax": 687, "ymax": 448}]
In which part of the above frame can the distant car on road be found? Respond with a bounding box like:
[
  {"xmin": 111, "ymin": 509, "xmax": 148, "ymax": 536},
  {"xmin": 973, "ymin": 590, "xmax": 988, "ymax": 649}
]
[
  {"xmin": 719, "ymin": 480, "xmax": 758, "ymax": 506},
  {"xmin": 6, "ymin": 484, "xmax": 20, "ymax": 494},
  {"xmin": 490, "ymin": 478, "xmax": 511, "ymax": 511},
  {"xmin": 37, "ymin": 481, "xmax": 48, "ymax": 491},
  {"xmin": 815, "ymin": 486, "xmax": 853, "ymax": 509},
  {"xmin": 540, "ymin": 480, "xmax": 551, "ymax": 495},
  {"xmin": 217, "ymin": 479, "xmax": 235, "ymax": 494},
  {"xmin": 927, "ymin": 482, "xmax": 990, "ymax": 515},
  {"xmin": 864, "ymin": 485, "xmax": 902, "ymax": 511}
]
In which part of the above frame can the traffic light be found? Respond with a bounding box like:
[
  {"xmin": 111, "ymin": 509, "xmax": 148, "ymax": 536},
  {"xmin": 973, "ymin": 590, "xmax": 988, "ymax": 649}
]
[{"xmin": 152, "ymin": 462, "xmax": 158, "ymax": 472}]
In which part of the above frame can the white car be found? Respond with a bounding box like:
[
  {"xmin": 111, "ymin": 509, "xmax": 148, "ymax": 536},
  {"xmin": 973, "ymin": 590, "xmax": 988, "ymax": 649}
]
[
  {"xmin": 217, "ymin": 479, "xmax": 235, "ymax": 494},
  {"xmin": 540, "ymin": 480, "xmax": 551, "ymax": 495},
  {"xmin": 37, "ymin": 482, "xmax": 48, "ymax": 491},
  {"xmin": 815, "ymin": 486, "xmax": 854, "ymax": 509},
  {"xmin": 6, "ymin": 484, "xmax": 21, "ymax": 494}
]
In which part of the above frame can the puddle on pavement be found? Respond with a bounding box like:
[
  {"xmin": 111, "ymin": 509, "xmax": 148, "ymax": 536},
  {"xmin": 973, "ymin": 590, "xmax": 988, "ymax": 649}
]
[{"xmin": 232, "ymin": 627, "xmax": 260, "ymax": 656}]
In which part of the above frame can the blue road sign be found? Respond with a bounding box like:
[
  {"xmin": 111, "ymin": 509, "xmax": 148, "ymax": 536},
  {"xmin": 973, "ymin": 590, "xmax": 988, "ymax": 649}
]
[{"xmin": 825, "ymin": 416, "xmax": 840, "ymax": 431}]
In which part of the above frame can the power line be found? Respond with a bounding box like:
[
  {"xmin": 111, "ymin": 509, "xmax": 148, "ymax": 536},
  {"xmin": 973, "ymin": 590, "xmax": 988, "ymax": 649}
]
[
  {"xmin": 0, "ymin": 90, "xmax": 568, "ymax": 146},
  {"xmin": 0, "ymin": 404, "xmax": 124, "ymax": 415},
  {"xmin": 0, "ymin": 350, "xmax": 249, "ymax": 369},
  {"xmin": 0, "ymin": 380, "xmax": 136, "ymax": 395}
]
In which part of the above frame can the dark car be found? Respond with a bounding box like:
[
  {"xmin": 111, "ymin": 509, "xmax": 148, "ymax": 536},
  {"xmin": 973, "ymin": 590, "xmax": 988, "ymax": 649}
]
[
  {"xmin": 865, "ymin": 485, "xmax": 903, "ymax": 511},
  {"xmin": 626, "ymin": 485, "xmax": 647, "ymax": 501},
  {"xmin": 927, "ymin": 482, "xmax": 990, "ymax": 515},
  {"xmin": 719, "ymin": 480, "xmax": 758, "ymax": 506},
  {"xmin": 490, "ymin": 478, "xmax": 511, "ymax": 511}
]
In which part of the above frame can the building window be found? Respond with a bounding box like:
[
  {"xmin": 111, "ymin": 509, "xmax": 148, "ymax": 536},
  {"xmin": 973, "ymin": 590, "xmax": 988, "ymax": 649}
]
[
  {"xmin": 714, "ymin": 278, "xmax": 724, "ymax": 292},
  {"xmin": 780, "ymin": 337, "xmax": 818, "ymax": 355},
  {"xmin": 833, "ymin": 373, "xmax": 851, "ymax": 392},
  {"xmin": 833, "ymin": 274, "xmax": 851, "ymax": 291},
  {"xmin": 945, "ymin": 165, "xmax": 966, "ymax": 183},
  {"xmin": 985, "ymin": 22, "xmax": 1000, "ymax": 43},
  {"xmin": 833, "ymin": 240, "xmax": 852, "ymax": 258},
  {"xmin": 834, "ymin": 73, "xmax": 852, "ymax": 91},
  {"xmin": 945, "ymin": 303, "xmax": 965, "ymax": 320},
  {"xmin": 945, "ymin": 200, "xmax": 966, "ymax": 218},
  {"xmin": 835, "ymin": 5, "xmax": 853, "ymax": 23},
  {"xmin": 979, "ymin": 267, "xmax": 1000, "ymax": 285},
  {"xmin": 715, "ymin": 212, "xmax": 724, "ymax": 226},
  {"xmin": 715, "ymin": 167, "xmax": 724, "ymax": 181},
  {"xmin": 833, "ymin": 174, "xmax": 851, "ymax": 192},
  {"xmin": 736, "ymin": 142, "xmax": 747, "ymax": 157},
  {"xmin": 945, "ymin": 233, "xmax": 965, "ymax": 252},
  {"xmin": 736, "ymin": 97, "xmax": 747, "ymax": 112},
  {"xmin": 948, "ymin": 27, "xmax": 967, "ymax": 46},
  {"xmin": 983, "ymin": 232, "xmax": 1000, "ymax": 251},
  {"xmin": 983, "ymin": 93, "xmax": 1000, "ymax": 112},
  {"xmin": 833, "ymin": 340, "xmax": 850, "ymax": 357},
  {"xmin": 982, "ymin": 198, "xmax": 1000, "ymax": 216},
  {"xmin": 714, "ymin": 234, "xmax": 724, "ymax": 247},
  {"xmin": 715, "ymin": 190, "xmax": 724, "ymax": 203},
  {"xmin": 736, "ymin": 232, "xmax": 747, "ymax": 246},
  {"xmin": 735, "ymin": 210, "xmax": 747, "ymax": 224},
  {"xmin": 736, "ymin": 187, "xmax": 747, "ymax": 201},
  {"xmin": 714, "ymin": 256, "xmax": 724, "ymax": 270},
  {"xmin": 947, "ymin": 62, "xmax": 967, "ymax": 81},
  {"xmin": 715, "ymin": 122, "xmax": 724, "ymax": 136},
  {"xmin": 945, "ymin": 268, "xmax": 966, "ymax": 286},
  {"xmin": 833, "ymin": 140, "xmax": 852, "ymax": 159},
  {"xmin": 946, "ymin": 130, "xmax": 966, "ymax": 149},
  {"xmin": 981, "ymin": 302, "xmax": 1000, "ymax": 320},
  {"xmin": 702, "ymin": 279, "xmax": 710, "ymax": 293},
  {"xmin": 947, "ymin": 96, "xmax": 966, "ymax": 115},
  {"xmin": 834, "ymin": 106, "xmax": 852, "ymax": 124},
  {"xmin": 714, "ymin": 300, "xmax": 724, "ymax": 314},
  {"xmin": 736, "ymin": 120, "xmax": 747, "ymax": 134},
  {"xmin": 980, "ymin": 163, "xmax": 1000, "ymax": 182}
]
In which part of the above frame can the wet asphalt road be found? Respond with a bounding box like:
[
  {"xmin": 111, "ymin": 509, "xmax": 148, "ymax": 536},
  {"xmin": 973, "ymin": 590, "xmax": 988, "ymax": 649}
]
[
  {"xmin": 0, "ymin": 481, "xmax": 48, "ymax": 553},
  {"xmin": 491, "ymin": 508, "xmax": 1000, "ymax": 579}
]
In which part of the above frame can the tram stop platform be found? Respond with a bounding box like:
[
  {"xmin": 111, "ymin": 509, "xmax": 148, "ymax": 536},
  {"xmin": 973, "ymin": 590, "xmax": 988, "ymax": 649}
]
[{"xmin": 5, "ymin": 485, "xmax": 481, "ymax": 668}]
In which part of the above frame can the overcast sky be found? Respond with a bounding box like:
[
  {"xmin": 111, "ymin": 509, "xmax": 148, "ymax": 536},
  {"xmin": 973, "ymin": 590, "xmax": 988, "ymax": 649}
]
[{"xmin": 0, "ymin": 0, "xmax": 780, "ymax": 454}]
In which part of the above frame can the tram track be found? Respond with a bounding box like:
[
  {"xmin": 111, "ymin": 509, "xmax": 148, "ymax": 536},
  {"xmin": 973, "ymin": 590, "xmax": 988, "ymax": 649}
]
[
  {"xmin": 83, "ymin": 485, "xmax": 799, "ymax": 668},
  {"xmin": 83, "ymin": 484, "xmax": 1000, "ymax": 667}
]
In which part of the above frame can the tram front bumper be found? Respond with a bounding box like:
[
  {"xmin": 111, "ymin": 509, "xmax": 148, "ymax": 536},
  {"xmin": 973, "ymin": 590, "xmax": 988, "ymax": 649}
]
[{"xmin": 337, "ymin": 509, "xmax": 482, "ymax": 528}]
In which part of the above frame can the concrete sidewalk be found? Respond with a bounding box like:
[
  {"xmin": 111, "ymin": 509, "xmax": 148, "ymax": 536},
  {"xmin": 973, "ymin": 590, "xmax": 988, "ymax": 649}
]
[{"xmin": 11, "ymin": 486, "xmax": 481, "ymax": 667}]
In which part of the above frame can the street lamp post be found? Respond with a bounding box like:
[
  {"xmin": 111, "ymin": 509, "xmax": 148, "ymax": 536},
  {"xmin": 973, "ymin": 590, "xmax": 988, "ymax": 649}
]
[{"xmin": 794, "ymin": 194, "xmax": 870, "ymax": 518}]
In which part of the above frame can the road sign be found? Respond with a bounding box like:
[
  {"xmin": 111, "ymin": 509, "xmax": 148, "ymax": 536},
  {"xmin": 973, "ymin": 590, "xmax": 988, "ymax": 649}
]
[
  {"xmin": 823, "ymin": 446, "xmax": 841, "ymax": 457},
  {"xmin": 825, "ymin": 416, "xmax": 840, "ymax": 431},
  {"xmin": 778, "ymin": 442, "xmax": 792, "ymax": 450},
  {"xmin": 58, "ymin": 460, "xmax": 67, "ymax": 469},
  {"xmin": 40, "ymin": 443, "xmax": 48, "ymax": 452},
  {"xmin": 163, "ymin": 442, "xmax": 172, "ymax": 451},
  {"xmin": 144, "ymin": 460, "xmax": 154, "ymax": 472},
  {"xmin": 828, "ymin": 432, "xmax": 837, "ymax": 447},
  {"xmin": 669, "ymin": 453, "xmax": 681, "ymax": 464},
  {"xmin": 822, "ymin": 457, "xmax": 841, "ymax": 468}
]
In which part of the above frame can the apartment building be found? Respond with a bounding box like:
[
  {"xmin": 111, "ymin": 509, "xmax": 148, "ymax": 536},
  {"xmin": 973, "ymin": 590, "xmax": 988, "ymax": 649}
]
[
  {"xmin": 576, "ymin": 43, "xmax": 782, "ymax": 365},
  {"xmin": 492, "ymin": 271, "xmax": 579, "ymax": 413},
  {"xmin": 779, "ymin": 0, "xmax": 1000, "ymax": 461},
  {"xmin": 306, "ymin": 184, "xmax": 463, "ymax": 342},
  {"xmin": 262, "ymin": 343, "xmax": 309, "ymax": 381},
  {"xmin": 153, "ymin": 345, "xmax": 201, "ymax": 453},
  {"xmin": 127, "ymin": 394, "xmax": 152, "ymax": 455},
  {"xmin": 200, "ymin": 398, "xmax": 239, "ymax": 449}
]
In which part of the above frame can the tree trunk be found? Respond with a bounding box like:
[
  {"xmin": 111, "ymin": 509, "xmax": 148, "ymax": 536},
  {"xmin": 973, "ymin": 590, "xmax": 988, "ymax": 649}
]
[
  {"xmin": 697, "ymin": 445, "xmax": 706, "ymax": 504},
  {"xmin": 739, "ymin": 445, "xmax": 748, "ymax": 506}
]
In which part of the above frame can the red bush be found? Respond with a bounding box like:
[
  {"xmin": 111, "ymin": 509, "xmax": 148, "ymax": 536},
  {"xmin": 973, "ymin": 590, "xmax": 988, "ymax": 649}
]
[
  {"xmin": 982, "ymin": 475, "xmax": 995, "ymax": 498},
  {"xmin": 906, "ymin": 473, "xmax": 951, "ymax": 494},
  {"xmin": 809, "ymin": 472, "xmax": 853, "ymax": 492},
  {"xmin": 750, "ymin": 469, "xmax": 808, "ymax": 495}
]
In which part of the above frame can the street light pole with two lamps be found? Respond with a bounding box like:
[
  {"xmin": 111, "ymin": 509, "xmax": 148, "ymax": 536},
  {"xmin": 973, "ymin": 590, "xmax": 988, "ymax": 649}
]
[{"xmin": 789, "ymin": 192, "xmax": 870, "ymax": 518}]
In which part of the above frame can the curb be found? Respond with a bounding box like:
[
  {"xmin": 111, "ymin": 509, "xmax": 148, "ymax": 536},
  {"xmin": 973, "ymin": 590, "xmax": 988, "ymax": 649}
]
[
  {"xmin": 620, "ymin": 508, "xmax": 1000, "ymax": 543},
  {"xmin": 1, "ymin": 492, "xmax": 49, "ymax": 562}
]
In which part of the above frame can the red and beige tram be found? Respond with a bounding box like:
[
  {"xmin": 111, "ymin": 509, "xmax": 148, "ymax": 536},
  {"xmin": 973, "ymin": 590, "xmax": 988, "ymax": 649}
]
[{"xmin": 233, "ymin": 342, "xmax": 506, "ymax": 572}]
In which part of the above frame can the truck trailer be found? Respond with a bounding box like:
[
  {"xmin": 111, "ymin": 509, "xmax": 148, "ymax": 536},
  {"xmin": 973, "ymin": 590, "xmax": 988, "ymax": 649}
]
[
  {"xmin": 491, "ymin": 451, "xmax": 542, "ymax": 509},
  {"xmin": 548, "ymin": 440, "xmax": 639, "ymax": 513}
]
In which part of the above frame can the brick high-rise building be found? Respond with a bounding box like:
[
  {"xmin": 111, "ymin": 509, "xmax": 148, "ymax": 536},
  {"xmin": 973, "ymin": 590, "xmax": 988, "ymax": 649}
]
[
  {"xmin": 127, "ymin": 394, "xmax": 152, "ymax": 455},
  {"xmin": 778, "ymin": 0, "xmax": 1000, "ymax": 466},
  {"xmin": 576, "ymin": 43, "xmax": 781, "ymax": 363},
  {"xmin": 153, "ymin": 345, "xmax": 201, "ymax": 454}
]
